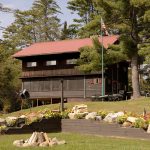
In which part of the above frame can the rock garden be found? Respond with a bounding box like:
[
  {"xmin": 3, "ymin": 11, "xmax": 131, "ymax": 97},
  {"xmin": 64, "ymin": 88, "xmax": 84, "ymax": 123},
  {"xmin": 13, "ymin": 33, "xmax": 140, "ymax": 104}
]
[{"xmin": 1, "ymin": 104, "xmax": 150, "ymax": 140}]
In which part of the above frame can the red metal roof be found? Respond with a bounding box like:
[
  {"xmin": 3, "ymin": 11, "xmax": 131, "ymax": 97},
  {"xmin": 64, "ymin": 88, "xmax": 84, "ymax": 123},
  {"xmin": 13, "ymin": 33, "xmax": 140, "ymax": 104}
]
[{"xmin": 13, "ymin": 35, "xmax": 119, "ymax": 58}]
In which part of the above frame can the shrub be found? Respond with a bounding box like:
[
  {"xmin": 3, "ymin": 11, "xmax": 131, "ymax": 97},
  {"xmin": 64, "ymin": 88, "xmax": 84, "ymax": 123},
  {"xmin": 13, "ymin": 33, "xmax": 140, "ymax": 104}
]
[
  {"xmin": 6, "ymin": 119, "xmax": 16, "ymax": 127},
  {"xmin": 133, "ymin": 118, "xmax": 147, "ymax": 129},
  {"xmin": 0, "ymin": 125, "xmax": 7, "ymax": 133},
  {"xmin": 61, "ymin": 110, "xmax": 71, "ymax": 119},
  {"xmin": 117, "ymin": 115, "xmax": 128, "ymax": 124},
  {"xmin": 97, "ymin": 110, "xmax": 108, "ymax": 119},
  {"xmin": 74, "ymin": 113, "xmax": 87, "ymax": 119}
]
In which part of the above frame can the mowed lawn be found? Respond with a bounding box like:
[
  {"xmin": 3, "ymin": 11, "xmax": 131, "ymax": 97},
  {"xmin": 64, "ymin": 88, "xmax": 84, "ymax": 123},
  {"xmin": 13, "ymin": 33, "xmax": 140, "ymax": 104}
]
[
  {"xmin": 1, "ymin": 98, "xmax": 150, "ymax": 149},
  {"xmin": 1, "ymin": 97, "xmax": 150, "ymax": 118},
  {"xmin": 0, "ymin": 133, "xmax": 150, "ymax": 150}
]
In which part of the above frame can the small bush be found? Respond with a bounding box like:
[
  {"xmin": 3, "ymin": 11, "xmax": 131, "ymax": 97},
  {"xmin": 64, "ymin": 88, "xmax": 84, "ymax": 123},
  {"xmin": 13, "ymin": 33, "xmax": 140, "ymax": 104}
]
[
  {"xmin": 133, "ymin": 118, "xmax": 146, "ymax": 128},
  {"xmin": 6, "ymin": 119, "xmax": 16, "ymax": 127},
  {"xmin": 97, "ymin": 110, "xmax": 108, "ymax": 119},
  {"xmin": 0, "ymin": 125, "xmax": 7, "ymax": 132},
  {"xmin": 74, "ymin": 113, "xmax": 86, "ymax": 119},
  {"xmin": 117, "ymin": 115, "xmax": 128, "ymax": 124},
  {"xmin": 61, "ymin": 110, "xmax": 71, "ymax": 119}
]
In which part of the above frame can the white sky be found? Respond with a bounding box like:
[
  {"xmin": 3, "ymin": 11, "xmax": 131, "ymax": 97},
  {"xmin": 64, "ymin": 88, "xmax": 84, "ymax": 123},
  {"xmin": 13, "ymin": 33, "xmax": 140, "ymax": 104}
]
[{"xmin": 0, "ymin": 0, "xmax": 78, "ymax": 38}]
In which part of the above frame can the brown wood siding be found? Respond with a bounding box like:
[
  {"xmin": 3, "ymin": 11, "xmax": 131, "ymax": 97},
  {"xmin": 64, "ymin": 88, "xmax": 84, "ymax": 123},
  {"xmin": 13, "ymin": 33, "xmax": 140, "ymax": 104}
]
[
  {"xmin": 22, "ymin": 76, "xmax": 102, "ymax": 99},
  {"xmin": 22, "ymin": 68, "xmax": 87, "ymax": 78}
]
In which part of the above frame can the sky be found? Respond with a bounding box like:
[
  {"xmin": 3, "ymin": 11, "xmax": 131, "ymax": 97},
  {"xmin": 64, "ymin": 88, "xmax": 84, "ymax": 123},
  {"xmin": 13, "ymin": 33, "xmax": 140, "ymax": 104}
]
[{"xmin": 0, "ymin": 0, "xmax": 78, "ymax": 38}]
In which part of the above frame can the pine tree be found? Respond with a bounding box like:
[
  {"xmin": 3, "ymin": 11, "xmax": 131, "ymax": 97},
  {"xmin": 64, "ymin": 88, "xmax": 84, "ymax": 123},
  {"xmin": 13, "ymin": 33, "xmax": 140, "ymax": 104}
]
[
  {"xmin": 3, "ymin": 0, "xmax": 61, "ymax": 48},
  {"xmin": 77, "ymin": 0, "xmax": 150, "ymax": 98}
]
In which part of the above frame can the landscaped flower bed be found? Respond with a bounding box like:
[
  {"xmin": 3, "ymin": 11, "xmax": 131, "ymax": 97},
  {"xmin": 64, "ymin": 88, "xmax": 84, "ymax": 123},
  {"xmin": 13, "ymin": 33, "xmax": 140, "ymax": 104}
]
[{"xmin": 1, "ymin": 104, "xmax": 150, "ymax": 139}]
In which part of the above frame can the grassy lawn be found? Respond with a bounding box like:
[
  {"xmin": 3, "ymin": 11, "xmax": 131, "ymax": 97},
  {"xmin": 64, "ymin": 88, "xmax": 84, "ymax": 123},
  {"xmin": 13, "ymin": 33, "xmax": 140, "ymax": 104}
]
[
  {"xmin": 1, "ymin": 97, "xmax": 150, "ymax": 118},
  {"xmin": 0, "ymin": 132, "xmax": 150, "ymax": 150}
]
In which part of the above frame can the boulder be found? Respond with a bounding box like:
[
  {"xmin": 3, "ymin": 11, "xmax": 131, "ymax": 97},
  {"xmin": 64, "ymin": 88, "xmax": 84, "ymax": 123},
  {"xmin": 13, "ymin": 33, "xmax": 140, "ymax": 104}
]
[
  {"xmin": 57, "ymin": 140, "xmax": 66, "ymax": 145},
  {"xmin": 122, "ymin": 121, "xmax": 132, "ymax": 128},
  {"xmin": 68, "ymin": 113, "xmax": 76, "ymax": 119},
  {"xmin": 19, "ymin": 115, "xmax": 27, "ymax": 119},
  {"xmin": 13, "ymin": 139, "xmax": 24, "ymax": 147},
  {"xmin": 103, "ymin": 112, "xmax": 124, "ymax": 123},
  {"xmin": 6, "ymin": 117, "xmax": 18, "ymax": 127},
  {"xmin": 16, "ymin": 118, "xmax": 26, "ymax": 127},
  {"xmin": 127, "ymin": 117, "xmax": 138, "ymax": 123},
  {"xmin": 85, "ymin": 112, "xmax": 97, "ymax": 120},
  {"xmin": 95, "ymin": 116, "xmax": 102, "ymax": 121},
  {"xmin": 0, "ymin": 118, "xmax": 6, "ymax": 126},
  {"xmin": 39, "ymin": 141, "xmax": 49, "ymax": 147},
  {"xmin": 72, "ymin": 104, "xmax": 88, "ymax": 113},
  {"xmin": 103, "ymin": 113, "xmax": 115, "ymax": 123},
  {"xmin": 147, "ymin": 124, "xmax": 150, "ymax": 133}
]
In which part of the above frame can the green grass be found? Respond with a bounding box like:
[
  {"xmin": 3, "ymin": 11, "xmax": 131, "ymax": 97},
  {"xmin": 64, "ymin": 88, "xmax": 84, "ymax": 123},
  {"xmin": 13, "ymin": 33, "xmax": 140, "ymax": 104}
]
[
  {"xmin": 1, "ymin": 97, "xmax": 150, "ymax": 118},
  {"xmin": 0, "ymin": 133, "xmax": 150, "ymax": 150}
]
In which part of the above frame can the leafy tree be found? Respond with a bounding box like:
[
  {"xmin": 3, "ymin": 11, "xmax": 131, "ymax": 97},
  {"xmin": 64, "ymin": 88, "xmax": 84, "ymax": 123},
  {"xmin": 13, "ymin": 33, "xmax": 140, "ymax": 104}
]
[
  {"xmin": 77, "ymin": 0, "xmax": 150, "ymax": 98},
  {"xmin": 77, "ymin": 36, "xmax": 127, "ymax": 72},
  {"xmin": 0, "ymin": 41, "xmax": 21, "ymax": 112}
]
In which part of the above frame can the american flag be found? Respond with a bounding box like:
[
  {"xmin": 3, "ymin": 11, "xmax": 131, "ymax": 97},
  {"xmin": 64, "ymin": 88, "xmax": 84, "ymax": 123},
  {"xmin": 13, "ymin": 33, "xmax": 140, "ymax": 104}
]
[{"xmin": 101, "ymin": 18, "xmax": 109, "ymax": 36}]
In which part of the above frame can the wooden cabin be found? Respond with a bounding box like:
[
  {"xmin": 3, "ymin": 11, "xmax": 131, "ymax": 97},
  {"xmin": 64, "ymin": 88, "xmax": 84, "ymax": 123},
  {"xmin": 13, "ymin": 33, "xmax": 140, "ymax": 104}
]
[{"xmin": 13, "ymin": 35, "xmax": 128, "ymax": 104}]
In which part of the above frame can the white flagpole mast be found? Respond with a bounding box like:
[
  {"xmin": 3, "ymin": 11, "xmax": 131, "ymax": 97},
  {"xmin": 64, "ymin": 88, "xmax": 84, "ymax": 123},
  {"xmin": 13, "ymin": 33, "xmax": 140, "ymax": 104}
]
[{"xmin": 101, "ymin": 17, "xmax": 104, "ymax": 97}]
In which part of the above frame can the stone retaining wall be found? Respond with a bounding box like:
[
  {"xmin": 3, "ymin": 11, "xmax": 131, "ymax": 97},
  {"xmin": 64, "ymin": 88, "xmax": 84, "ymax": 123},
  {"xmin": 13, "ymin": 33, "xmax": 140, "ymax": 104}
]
[{"xmin": 5, "ymin": 119, "xmax": 150, "ymax": 140}]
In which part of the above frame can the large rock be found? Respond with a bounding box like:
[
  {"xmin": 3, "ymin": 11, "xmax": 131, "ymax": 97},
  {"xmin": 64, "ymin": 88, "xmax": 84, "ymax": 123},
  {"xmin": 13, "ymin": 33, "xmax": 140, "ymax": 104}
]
[
  {"xmin": 72, "ymin": 104, "xmax": 88, "ymax": 113},
  {"xmin": 95, "ymin": 116, "xmax": 102, "ymax": 121},
  {"xmin": 127, "ymin": 117, "xmax": 138, "ymax": 123},
  {"xmin": 147, "ymin": 124, "xmax": 150, "ymax": 133},
  {"xmin": 122, "ymin": 121, "xmax": 132, "ymax": 128},
  {"xmin": 0, "ymin": 118, "xmax": 6, "ymax": 126},
  {"xmin": 6, "ymin": 117, "xmax": 18, "ymax": 127},
  {"xmin": 68, "ymin": 113, "xmax": 76, "ymax": 119},
  {"xmin": 13, "ymin": 139, "xmax": 24, "ymax": 147},
  {"xmin": 16, "ymin": 118, "xmax": 26, "ymax": 127},
  {"xmin": 39, "ymin": 141, "xmax": 49, "ymax": 147},
  {"xmin": 85, "ymin": 112, "xmax": 97, "ymax": 120},
  {"xmin": 104, "ymin": 112, "xmax": 124, "ymax": 123}
]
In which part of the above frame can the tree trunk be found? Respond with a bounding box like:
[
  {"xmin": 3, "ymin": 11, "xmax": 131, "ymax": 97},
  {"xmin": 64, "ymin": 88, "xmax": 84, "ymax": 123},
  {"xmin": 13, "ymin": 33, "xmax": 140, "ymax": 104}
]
[{"xmin": 131, "ymin": 54, "xmax": 141, "ymax": 99}]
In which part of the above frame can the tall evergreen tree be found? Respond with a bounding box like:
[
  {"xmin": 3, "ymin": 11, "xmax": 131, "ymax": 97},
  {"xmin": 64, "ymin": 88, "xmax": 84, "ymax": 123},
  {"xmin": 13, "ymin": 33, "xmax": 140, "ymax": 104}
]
[
  {"xmin": 32, "ymin": 0, "xmax": 61, "ymax": 41},
  {"xmin": 68, "ymin": 0, "xmax": 96, "ymax": 25},
  {"xmin": 3, "ymin": 0, "xmax": 61, "ymax": 48},
  {"xmin": 76, "ymin": 0, "xmax": 150, "ymax": 99}
]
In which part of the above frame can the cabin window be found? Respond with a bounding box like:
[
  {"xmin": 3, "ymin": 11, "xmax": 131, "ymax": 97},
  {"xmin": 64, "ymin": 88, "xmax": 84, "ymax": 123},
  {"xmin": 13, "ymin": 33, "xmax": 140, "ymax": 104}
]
[
  {"xmin": 66, "ymin": 59, "xmax": 77, "ymax": 65},
  {"xmin": 27, "ymin": 62, "xmax": 37, "ymax": 67},
  {"xmin": 46, "ymin": 60, "xmax": 56, "ymax": 66}
]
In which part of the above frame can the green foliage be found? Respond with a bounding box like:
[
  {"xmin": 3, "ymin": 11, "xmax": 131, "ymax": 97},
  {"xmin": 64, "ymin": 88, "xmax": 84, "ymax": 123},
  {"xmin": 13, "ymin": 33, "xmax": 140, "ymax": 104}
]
[
  {"xmin": 97, "ymin": 110, "xmax": 108, "ymax": 119},
  {"xmin": 6, "ymin": 119, "xmax": 16, "ymax": 127},
  {"xmin": 133, "ymin": 118, "xmax": 147, "ymax": 129},
  {"xmin": 3, "ymin": 0, "xmax": 61, "ymax": 48},
  {"xmin": 0, "ymin": 42, "xmax": 21, "ymax": 112},
  {"xmin": 61, "ymin": 109, "xmax": 71, "ymax": 119},
  {"xmin": 0, "ymin": 125, "xmax": 7, "ymax": 133},
  {"xmin": 116, "ymin": 115, "xmax": 128, "ymax": 124},
  {"xmin": 67, "ymin": 0, "xmax": 97, "ymax": 25},
  {"xmin": 77, "ymin": 36, "xmax": 126, "ymax": 72},
  {"xmin": 74, "ymin": 113, "xmax": 87, "ymax": 119},
  {"xmin": 69, "ymin": 0, "xmax": 150, "ymax": 98}
]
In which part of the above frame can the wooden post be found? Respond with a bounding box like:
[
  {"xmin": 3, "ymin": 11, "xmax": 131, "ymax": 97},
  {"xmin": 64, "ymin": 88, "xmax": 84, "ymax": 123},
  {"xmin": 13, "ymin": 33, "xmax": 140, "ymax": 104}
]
[
  {"xmin": 60, "ymin": 79, "xmax": 64, "ymax": 112},
  {"xmin": 84, "ymin": 75, "xmax": 86, "ymax": 99},
  {"xmin": 37, "ymin": 99, "xmax": 38, "ymax": 107},
  {"xmin": 32, "ymin": 100, "xmax": 33, "ymax": 108},
  {"xmin": 21, "ymin": 98, "xmax": 23, "ymax": 110}
]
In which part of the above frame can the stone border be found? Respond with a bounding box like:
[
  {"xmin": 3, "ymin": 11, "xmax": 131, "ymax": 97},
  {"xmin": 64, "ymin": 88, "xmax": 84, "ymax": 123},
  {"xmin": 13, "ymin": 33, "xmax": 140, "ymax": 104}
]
[{"xmin": 4, "ymin": 119, "xmax": 150, "ymax": 140}]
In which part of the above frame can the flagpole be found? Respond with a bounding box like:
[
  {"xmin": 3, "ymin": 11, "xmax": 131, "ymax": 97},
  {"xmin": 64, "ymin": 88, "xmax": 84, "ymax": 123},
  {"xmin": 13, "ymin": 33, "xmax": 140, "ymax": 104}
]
[{"xmin": 101, "ymin": 17, "xmax": 104, "ymax": 97}]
